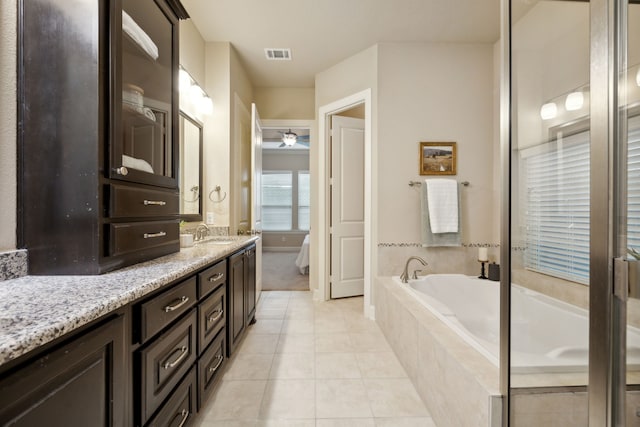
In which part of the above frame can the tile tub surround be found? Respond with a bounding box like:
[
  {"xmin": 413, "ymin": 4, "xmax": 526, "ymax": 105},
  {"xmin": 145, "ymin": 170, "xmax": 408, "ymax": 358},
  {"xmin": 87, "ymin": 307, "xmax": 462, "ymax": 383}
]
[
  {"xmin": 0, "ymin": 249, "xmax": 27, "ymax": 281},
  {"xmin": 0, "ymin": 236, "xmax": 258, "ymax": 367},
  {"xmin": 374, "ymin": 276, "xmax": 501, "ymax": 427},
  {"xmin": 376, "ymin": 244, "xmax": 500, "ymax": 277}
]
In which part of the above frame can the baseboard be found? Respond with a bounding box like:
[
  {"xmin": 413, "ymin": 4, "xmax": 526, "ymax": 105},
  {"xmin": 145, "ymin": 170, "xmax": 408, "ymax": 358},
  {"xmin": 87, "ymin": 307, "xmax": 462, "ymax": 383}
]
[
  {"xmin": 263, "ymin": 247, "xmax": 299, "ymax": 252},
  {"xmin": 365, "ymin": 304, "xmax": 376, "ymax": 320}
]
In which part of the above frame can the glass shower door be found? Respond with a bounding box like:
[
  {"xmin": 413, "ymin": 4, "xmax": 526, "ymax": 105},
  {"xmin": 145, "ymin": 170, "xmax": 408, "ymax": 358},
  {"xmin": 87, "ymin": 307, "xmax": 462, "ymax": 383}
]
[
  {"xmin": 508, "ymin": 0, "xmax": 640, "ymax": 424},
  {"xmin": 509, "ymin": 2, "xmax": 592, "ymax": 424}
]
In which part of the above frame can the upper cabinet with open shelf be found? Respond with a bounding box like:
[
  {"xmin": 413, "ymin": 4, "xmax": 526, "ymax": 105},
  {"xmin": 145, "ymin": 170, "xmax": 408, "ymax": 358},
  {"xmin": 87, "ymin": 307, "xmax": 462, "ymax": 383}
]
[{"xmin": 18, "ymin": 0, "xmax": 189, "ymax": 274}]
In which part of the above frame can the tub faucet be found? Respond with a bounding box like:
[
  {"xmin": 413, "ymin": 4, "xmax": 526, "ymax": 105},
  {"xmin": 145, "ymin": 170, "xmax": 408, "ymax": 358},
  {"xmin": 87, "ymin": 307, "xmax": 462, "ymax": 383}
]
[
  {"xmin": 400, "ymin": 256, "xmax": 428, "ymax": 283},
  {"xmin": 195, "ymin": 223, "xmax": 210, "ymax": 241}
]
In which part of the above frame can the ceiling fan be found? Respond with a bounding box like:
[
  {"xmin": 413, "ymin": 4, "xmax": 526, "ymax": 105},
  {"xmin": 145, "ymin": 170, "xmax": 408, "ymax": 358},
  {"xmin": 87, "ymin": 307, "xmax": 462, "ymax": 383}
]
[{"xmin": 278, "ymin": 129, "xmax": 309, "ymax": 148}]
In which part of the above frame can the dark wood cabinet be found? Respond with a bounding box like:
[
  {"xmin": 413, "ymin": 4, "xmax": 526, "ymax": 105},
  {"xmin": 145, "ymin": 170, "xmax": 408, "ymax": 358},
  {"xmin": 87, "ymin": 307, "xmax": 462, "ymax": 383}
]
[
  {"xmin": 228, "ymin": 250, "xmax": 246, "ymax": 356},
  {"xmin": 18, "ymin": 0, "xmax": 188, "ymax": 275},
  {"xmin": 244, "ymin": 245, "xmax": 257, "ymax": 326},
  {"xmin": 0, "ymin": 241, "xmax": 255, "ymax": 427},
  {"xmin": 0, "ymin": 315, "xmax": 126, "ymax": 427},
  {"xmin": 227, "ymin": 244, "xmax": 257, "ymax": 356},
  {"xmin": 138, "ymin": 310, "xmax": 197, "ymax": 425}
]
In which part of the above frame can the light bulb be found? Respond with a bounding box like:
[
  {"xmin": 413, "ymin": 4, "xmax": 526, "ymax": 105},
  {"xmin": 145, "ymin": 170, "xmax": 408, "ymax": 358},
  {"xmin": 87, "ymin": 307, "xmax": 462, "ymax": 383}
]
[
  {"xmin": 188, "ymin": 84, "xmax": 204, "ymax": 105},
  {"xmin": 540, "ymin": 102, "xmax": 558, "ymax": 120},
  {"xmin": 199, "ymin": 96, "xmax": 213, "ymax": 115},
  {"xmin": 179, "ymin": 69, "xmax": 192, "ymax": 92},
  {"xmin": 565, "ymin": 92, "xmax": 584, "ymax": 111}
]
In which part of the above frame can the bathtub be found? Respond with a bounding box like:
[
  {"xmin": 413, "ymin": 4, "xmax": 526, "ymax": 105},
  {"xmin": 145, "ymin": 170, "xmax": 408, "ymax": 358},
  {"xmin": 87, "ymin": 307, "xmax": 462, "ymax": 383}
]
[{"xmin": 393, "ymin": 274, "xmax": 640, "ymax": 373}]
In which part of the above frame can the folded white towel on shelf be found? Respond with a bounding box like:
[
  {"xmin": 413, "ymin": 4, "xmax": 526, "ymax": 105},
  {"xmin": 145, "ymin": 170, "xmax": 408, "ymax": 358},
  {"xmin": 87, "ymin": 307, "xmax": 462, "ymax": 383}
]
[
  {"xmin": 123, "ymin": 154, "xmax": 154, "ymax": 174},
  {"xmin": 425, "ymin": 179, "xmax": 459, "ymax": 233},
  {"xmin": 122, "ymin": 11, "xmax": 159, "ymax": 60}
]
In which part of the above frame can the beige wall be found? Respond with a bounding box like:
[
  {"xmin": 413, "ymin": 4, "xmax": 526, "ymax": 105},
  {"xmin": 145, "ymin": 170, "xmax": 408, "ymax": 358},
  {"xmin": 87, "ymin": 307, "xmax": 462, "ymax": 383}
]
[
  {"xmin": 179, "ymin": 19, "xmax": 206, "ymax": 85},
  {"xmin": 376, "ymin": 42, "xmax": 495, "ymax": 246},
  {"xmin": 254, "ymin": 88, "xmax": 315, "ymax": 120},
  {"xmin": 204, "ymin": 43, "xmax": 232, "ymax": 226},
  {"xmin": 0, "ymin": 1, "xmax": 17, "ymax": 251},
  {"xmin": 229, "ymin": 46, "xmax": 254, "ymax": 233}
]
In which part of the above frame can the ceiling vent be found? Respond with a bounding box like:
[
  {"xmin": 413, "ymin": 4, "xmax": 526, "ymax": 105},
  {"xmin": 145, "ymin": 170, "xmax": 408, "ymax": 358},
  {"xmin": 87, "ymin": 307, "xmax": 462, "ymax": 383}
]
[{"xmin": 264, "ymin": 48, "xmax": 292, "ymax": 61}]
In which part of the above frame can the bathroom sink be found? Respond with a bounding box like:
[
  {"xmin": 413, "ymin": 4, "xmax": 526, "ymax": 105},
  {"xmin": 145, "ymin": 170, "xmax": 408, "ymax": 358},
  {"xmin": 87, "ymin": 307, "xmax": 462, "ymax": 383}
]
[
  {"xmin": 208, "ymin": 239, "xmax": 236, "ymax": 245},
  {"xmin": 194, "ymin": 237, "xmax": 238, "ymax": 246}
]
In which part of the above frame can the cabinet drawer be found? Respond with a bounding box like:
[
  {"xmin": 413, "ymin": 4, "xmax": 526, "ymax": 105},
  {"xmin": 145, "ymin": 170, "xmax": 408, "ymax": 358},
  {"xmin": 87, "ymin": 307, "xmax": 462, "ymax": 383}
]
[
  {"xmin": 198, "ymin": 285, "xmax": 225, "ymax": 355},
  {"xmin": 139, "ymin": 277, "xmax": 197, "ymax": 343},
  {"xmin": 197, "ymin": 260, "xmax": 227, "ymax": 299},
  {"xmin": 198, "ymin": 331, "xmax": 226, "ymax": 410},
  {"xmin": 139, "ymin": 310, "xmax": 197, "ymax": 425},
  {"xmin": 108, "ymin": 184, "xmax": 179, "ymax": 218},
  {"xmin": 109, "ymin": 220, "xmax": 179, "ymax": 257},
  {"xmin": 146, "ymin": 367, "xmax": 196, "ymax": 427}
]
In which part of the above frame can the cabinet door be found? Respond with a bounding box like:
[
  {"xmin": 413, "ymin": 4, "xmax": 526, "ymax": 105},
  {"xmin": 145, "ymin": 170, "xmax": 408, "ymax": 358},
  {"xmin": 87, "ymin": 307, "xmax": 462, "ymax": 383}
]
[
  {"xmin": 0, "ymin": 316, "xmax": 126, "ymax": 427},
  {"xmin": 111, "ymin": 0, "xmax": 179, "ymax": 189},
  {"xmin": 227, "ymin": 251, "xmax": 245, "ymax": 356},
  {"xmin": 244, "ymin": 245, "xmax": 257, "ymax": 325}
]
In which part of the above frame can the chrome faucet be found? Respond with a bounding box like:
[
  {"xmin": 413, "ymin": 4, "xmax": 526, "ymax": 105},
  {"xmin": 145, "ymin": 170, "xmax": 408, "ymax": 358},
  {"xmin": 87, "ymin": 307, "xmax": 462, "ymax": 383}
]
[
  {"xmin": 400, "ymin": 256, "xmax": 428, "ymax": 283},
  {"xmin": 195, "ymin": 223, "xmax": 210, "ymax": 241}
]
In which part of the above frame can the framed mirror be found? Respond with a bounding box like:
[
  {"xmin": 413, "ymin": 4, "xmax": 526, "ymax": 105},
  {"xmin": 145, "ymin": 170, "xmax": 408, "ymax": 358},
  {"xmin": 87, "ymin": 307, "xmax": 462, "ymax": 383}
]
[{"xmin": 179, "ymin": 111, "xmax": 203, "ymax": 221}]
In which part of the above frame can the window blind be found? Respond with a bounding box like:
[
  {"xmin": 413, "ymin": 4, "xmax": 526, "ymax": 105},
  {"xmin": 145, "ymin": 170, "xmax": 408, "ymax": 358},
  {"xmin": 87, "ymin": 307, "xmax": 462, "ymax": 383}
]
[
  {"xmin": 628, "ymin": 115, "xmax": 640, "ymax": 254},
  {"xmin": 262, "ymin": 172, "xmax": 293, "ymax": 231},
  {"xmin": 298, "ymin": 172, "xmax": 310, "ymax": 231},
  {"xmin": 524, "ymin": 131, "xmax": 590, "ymax": 284}
]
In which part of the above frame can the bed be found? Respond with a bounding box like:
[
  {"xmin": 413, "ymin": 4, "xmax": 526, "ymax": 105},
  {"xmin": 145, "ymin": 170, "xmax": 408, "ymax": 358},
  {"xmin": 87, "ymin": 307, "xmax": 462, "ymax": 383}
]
[{"xmin": 295, "ymin": 234, "xmax": 310, "ymax": 274}]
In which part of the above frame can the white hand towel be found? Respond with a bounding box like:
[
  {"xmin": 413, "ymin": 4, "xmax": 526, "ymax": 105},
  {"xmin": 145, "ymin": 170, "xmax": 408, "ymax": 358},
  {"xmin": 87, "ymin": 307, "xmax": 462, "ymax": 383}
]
[{"xmin": 425, "ymin": 179, "xmax": 459, "ymax": 233}]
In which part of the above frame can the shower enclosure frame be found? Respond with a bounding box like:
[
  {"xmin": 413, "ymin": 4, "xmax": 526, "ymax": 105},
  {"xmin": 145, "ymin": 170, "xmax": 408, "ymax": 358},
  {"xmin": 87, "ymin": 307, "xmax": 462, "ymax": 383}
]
[{"xmin": 501, "ymin": 0, "xmax": 633, "ymax": 425}]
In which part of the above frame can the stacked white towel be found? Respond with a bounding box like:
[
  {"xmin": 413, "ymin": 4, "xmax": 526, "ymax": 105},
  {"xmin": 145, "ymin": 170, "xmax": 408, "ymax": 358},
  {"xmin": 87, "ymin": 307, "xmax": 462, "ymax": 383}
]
[
  {"xmin": 425, "ymin": 179, "xmax": 459, "ymax": 233},
  {"xmin": 122, "ymin": 11, "xmax": 159, "ymax": 60}
]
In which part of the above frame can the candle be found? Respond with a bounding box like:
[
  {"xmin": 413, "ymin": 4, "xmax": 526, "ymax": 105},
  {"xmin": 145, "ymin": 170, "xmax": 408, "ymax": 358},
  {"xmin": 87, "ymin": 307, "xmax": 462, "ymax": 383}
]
[{"xmin": 478, "ymin": 247, "xmax": 488, "ymax": 262}]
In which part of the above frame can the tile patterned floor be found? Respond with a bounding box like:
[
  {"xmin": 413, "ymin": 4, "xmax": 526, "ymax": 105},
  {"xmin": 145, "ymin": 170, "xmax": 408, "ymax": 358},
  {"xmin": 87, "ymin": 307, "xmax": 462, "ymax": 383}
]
[{"xmin": 194, "ymin": 291, "xmax": 437, "ymax": 427}]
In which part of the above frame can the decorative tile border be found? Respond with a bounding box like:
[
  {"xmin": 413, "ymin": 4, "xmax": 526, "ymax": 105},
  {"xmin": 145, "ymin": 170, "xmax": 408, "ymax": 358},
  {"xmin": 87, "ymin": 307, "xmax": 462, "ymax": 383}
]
[
  {"xmin": 378, "ymin": 242, "xmax": 500, "ymax": 248},
  {"xmin": 377, "ymin": 242, "xmax": 527, "ymax": 251},
  {"xmin": 0, "ymin": 250, "xmax": 28, "ymax": 281}
]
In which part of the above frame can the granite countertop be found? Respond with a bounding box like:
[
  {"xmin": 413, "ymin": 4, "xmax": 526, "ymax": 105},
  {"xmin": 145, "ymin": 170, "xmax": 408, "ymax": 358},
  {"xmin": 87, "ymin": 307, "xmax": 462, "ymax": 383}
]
[{"xmin": 0, "ymin": 236, "xmax": 259, "ymax": 368}]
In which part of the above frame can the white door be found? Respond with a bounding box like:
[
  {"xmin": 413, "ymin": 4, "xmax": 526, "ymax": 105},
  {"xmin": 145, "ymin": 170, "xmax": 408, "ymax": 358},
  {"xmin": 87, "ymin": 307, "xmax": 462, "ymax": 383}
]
[
  {"xmin": 330, "ymin": 116, "xmax": 365, "ymax": 298},
  {"xmin": 251, "ymin": 103, "xmax": 263, "ymax": 296}
]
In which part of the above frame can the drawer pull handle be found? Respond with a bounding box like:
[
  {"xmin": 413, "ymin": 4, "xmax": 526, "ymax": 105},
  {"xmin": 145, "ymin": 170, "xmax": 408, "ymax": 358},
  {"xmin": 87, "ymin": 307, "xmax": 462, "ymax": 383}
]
[
  {"xmin": 115, "ymin": 166, "xmax": 128, "ymax": 176},
  {"xmin": 208, "ymin": 309, "xmax": 224, "ymax": 324},
  {"xmin": 164, "ymin": 296, "xmax": 189, "ymax": 312},
  {"xmin": 171, "ymin": 409, "xmax": 189, "ymax": 427},
  {"xmin": 143, "ymin": 200, "xmax": 167, "ymax": 206},
  {"xmin": 208, "ymin": 354, "xmax": 224, "ymax": 374},
  {"xmin": 163, "ymin": 346, "xmax": 188, "ymax": 370},
  {"xmin": 144, "ymin": 231, "xmax": 167, "ymax": 239},
  {"xmin": 208, "ymin": 272, "xmax": 224, "ymax": 282}
]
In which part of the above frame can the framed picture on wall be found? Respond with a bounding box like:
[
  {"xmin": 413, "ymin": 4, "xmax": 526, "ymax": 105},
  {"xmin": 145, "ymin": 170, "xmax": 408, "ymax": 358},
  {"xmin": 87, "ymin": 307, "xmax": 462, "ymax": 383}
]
[{"xmin": 419, "ymin": 142, "xmax": 457, "ymax": 175}]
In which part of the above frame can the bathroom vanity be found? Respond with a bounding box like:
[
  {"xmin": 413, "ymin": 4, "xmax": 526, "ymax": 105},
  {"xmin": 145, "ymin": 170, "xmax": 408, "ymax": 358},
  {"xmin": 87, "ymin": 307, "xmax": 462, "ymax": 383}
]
[
  {"xmin": 18, "ymin": 0, "xmax": 189, "ymax": 274},
  {"xmin": 0, "ymin": 237, "xmax": 258, "ymax": 427}
]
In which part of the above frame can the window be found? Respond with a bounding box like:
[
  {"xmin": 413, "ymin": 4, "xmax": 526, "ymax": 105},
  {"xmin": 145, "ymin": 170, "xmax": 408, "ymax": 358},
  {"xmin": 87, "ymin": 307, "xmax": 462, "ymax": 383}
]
[
  {"xmin": 298, "ymin": 172, "xmax": 310, "ymax": 230},
  {"xmin": 524, "ymin": 128, "xmax": 590, "ymax": 284},
  {"xmin": 523, "ymin": 114, "xmax": 640, "ymax": 284},
  {"xmin": 627, "ymin": 115, "xmax": 640, "ymax": 254},
  {"xmin": 261, "ymin": 171, "xmax": 310, "ymax": 231},
  {"xmin": 262, "ymin": 172, "xmax": 292, "ymax": 231}
]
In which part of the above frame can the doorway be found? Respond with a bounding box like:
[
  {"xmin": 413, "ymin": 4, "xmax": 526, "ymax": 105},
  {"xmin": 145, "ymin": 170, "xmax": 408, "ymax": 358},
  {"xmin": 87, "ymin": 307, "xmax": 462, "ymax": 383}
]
[
  {"xmin": 260, "ymin": 120, "xmax": 313, "ymax": 291},
  {"xmin": 317, "ymin": 89, "xmax": 373, "ymax": 317}
]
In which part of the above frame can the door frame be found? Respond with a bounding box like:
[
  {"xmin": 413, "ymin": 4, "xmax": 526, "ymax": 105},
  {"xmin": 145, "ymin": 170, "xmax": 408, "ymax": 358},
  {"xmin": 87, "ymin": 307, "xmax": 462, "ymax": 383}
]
[{"xmin": 317, "ymin": 89, "xmax": 373, "ymax": 318}]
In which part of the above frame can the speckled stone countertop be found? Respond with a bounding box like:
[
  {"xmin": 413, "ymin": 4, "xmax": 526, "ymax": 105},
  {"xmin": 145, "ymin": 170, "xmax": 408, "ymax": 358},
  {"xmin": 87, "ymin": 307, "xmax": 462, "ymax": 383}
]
[{"xmin": 0, "ymin": 236, "xmax": 259, "ymax": 368}]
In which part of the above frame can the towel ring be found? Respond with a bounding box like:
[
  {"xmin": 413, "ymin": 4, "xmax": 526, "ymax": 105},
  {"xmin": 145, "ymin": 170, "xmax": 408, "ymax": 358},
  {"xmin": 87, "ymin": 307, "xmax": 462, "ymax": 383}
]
[
  {"xmin": 209, "ymin": 185, "xmax": 227, "ymax": 203},
  {"xmin": 183, "ymin": 185, "xmax": 200, "ymax": 203}
]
